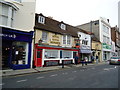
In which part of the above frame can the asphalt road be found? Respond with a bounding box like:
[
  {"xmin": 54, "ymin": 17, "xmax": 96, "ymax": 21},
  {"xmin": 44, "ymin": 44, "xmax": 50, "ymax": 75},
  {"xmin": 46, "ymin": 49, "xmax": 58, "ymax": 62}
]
[{"xmin": 2, "ymin": 63, "xmax": 120, "ymax": 88}]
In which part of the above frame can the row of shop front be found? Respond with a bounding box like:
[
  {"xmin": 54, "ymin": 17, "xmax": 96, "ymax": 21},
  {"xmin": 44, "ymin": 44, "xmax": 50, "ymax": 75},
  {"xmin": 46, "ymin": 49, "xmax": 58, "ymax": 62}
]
[{"xmin": 2, "ymin": 27, "xmax": 112, "ymax": 70}]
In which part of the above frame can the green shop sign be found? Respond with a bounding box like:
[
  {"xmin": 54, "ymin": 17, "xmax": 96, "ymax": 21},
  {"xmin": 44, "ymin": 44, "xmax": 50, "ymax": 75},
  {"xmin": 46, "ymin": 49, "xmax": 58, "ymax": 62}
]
[{"xmin": 102, "ymin": 43, "xmax": 111, "ymax": 50}]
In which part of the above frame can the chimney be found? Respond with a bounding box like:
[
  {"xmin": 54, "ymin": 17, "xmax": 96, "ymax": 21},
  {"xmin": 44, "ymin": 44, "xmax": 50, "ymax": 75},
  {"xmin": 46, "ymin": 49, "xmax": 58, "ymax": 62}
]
[
  {"xmin": 48, "ymin": 16, "xmax": 53, "ymax": 19},
  {"xmin": 107, "ymin": 19, "xmax": 109, "ymax": 23}
]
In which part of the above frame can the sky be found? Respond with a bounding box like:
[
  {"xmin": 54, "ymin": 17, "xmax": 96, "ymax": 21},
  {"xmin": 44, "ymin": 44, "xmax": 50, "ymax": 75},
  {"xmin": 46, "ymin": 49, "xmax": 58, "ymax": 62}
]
[{"xmin": 35, "ymin": 0, "xmax": 120, "ymax": 27}]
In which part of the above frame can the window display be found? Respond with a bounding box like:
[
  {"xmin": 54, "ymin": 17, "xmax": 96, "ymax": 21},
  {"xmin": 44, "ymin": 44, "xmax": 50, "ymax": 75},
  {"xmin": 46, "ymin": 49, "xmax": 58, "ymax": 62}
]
[
  {"xmin": 12, "ymin": 42, "xmax": 28, "ymax": 65},
  {"xmin": 62, "ymin": 51, "xmax": 72, "ymax": 58},
  {"xmin": 44, "ymin": 50, "xmax": 59, "ymax": 59}
]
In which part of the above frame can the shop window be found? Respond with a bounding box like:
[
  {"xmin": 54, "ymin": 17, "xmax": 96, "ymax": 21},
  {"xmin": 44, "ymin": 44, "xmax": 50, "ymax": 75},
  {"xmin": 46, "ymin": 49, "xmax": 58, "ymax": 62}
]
[
  {"xmin": 62, "ymin": 51, "xmax": 72, "ymax": 58},
  {"xmin": 44, "ymin": 50, "xmax": 59, "ymax": 59},
  {"xmin": 12, "ymin": 42, "xmax": 28, "ymax": 65}
]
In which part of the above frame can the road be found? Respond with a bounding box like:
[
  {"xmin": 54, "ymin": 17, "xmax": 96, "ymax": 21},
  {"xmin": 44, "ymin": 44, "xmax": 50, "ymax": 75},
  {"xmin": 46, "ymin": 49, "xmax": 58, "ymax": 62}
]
[{"xmin": 2, "ymin": 63, "xmax": 120, "ymax": 88}]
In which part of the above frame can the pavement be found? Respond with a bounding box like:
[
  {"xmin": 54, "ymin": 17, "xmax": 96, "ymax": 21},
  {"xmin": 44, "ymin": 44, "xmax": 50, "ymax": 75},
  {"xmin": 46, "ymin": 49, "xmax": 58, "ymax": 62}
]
[{"xmin": 1, "ymin": 62, "xmax": 106, "ymax": 77}]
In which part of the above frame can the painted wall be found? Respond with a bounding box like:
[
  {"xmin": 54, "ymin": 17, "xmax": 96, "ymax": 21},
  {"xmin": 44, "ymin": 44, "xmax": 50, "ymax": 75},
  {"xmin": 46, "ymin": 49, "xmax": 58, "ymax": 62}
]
[
  {"xmin": 92, "ymin": 41, "xmax": 101, "ymax": 50},
  {"xmin": 3, "ymin": 0, "xmax": 36, "ymax": 31},
  {"xmin": 78, "ymin": 32, "xmax": 91, "ymax": 49},
  {"xmin": 35, "ymin": 29, "xmax": 76, "ymax": 48},
  {"xmin": 118, "ymin": 1, "xmax": 120, "ymax": 32}
]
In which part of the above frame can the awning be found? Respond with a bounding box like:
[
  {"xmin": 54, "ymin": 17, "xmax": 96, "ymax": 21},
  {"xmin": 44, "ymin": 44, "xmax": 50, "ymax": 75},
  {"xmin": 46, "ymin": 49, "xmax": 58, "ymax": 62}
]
[{"xmin": 80, "ymin": 49, "xmax": 92, "ymax": 53}]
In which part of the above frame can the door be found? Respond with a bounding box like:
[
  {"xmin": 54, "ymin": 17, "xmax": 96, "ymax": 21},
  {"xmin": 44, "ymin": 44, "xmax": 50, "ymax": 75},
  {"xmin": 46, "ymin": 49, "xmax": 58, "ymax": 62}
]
[
  {"xmin": 36, "ymin": 49, "xmax": 42, "ymax": 67},
  {"xmin": 2, "ymin": 40, "xmax": 12, "ymax": 70}
]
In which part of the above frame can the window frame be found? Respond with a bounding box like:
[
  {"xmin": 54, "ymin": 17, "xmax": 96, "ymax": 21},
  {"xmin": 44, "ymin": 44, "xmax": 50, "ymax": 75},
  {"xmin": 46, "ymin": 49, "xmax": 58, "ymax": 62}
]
[
  {"xmin": 38, "ymin": 16, "xmax": 45, "ymax": 24},
  {"xmin": 62, "ymin": 35, "xmax": 71, "ymax": 45},
  {"xmin": 42, "ymin": 31, "xmax": 48, "ymax": 43},
  {"xmin": 60, "ymin": 23, "xmax": 66, "ymax": 30}
]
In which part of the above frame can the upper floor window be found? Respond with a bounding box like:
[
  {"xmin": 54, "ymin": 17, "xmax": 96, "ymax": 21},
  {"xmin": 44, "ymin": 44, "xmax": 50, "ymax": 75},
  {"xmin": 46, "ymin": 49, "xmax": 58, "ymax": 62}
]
[
  {"xmin": 63, "ymin": 35, "xmax": 71, "ymax": 45},
  {"xmin": 0, "ymin": 3, "xmax": 15, "ymax": 27},
  {"xmin": 42, "ymin": 31, "xmax": 48, "ymax": 43},
  {"xmin": 82, "ymin": 40, "xmax": 88, "ymax": 45},
  {"xmin": 38, "ymin": 16, "xmax": 45, "ymax": 24},
  {"xmin": 60, "ymin": 23, "xmax": 66, "ymax": 30},
  {"xmin": 102, "ymin": 24, "xmax": 109, "ymax": 34}
]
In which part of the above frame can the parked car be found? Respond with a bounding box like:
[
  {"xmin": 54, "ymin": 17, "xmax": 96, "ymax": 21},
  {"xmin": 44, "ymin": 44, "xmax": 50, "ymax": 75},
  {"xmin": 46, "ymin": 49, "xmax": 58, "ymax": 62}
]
[{"xmin": 109, "ymin": 56, "xmax": 120, "ymax": 65}]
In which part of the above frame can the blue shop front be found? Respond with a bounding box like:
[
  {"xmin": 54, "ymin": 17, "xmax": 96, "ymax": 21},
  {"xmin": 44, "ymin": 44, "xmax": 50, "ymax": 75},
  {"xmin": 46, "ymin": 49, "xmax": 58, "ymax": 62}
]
[{"xmin": 1, "ymin": 27, "xmax": 34, "ymax": 70}]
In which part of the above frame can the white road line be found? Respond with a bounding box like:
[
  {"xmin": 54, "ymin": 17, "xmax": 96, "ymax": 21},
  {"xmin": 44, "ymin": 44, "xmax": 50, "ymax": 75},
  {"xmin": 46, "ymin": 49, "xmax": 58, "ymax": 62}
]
[
  {"xmin": 17, "ymin": 79, "xmax": 27, "ymax": 83},
  {"xmin": 0, "ymin": 83, "xmax": 4, "ymax": 86},
  {"xmin": 62, "ymin": 72, "xmax": 68, "ymax": 75},
  {"xmin": 36, "ymin": 76, "xmax": 44, "ymax": 79},
  {"xmin": 73, "ymin": 71, "xmax": 77, "ymax": 72},
  {"xmin": 50, "ymin": 74, "xmax": 57, "ymax": 77},
  {"xmin": 104, "ymin": 68, "xmax": 115, "ymax": 71}
]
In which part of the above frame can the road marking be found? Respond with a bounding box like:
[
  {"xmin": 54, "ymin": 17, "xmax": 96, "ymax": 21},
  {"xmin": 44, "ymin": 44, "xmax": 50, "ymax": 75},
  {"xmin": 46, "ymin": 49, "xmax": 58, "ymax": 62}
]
[
  {"xmin": 36, "ymin": 76, "xmax": 44, "ymax": 79},
  {"xmin": 17, "ymin": 79, "xmax": 27, "ymax": 83},
  {"xmin": 91, "ymin": 68, "xmax": 95, "ymax": 69},
  {"xmin": 0, "ymin": 83, "xmax": 4, "ymax": 86},
  {"xmin": 73, "ymin": 71, "xmax": 77, "ymax": 73},
  {"xmin": 50, "ymin": 74, "xmax": 57, "ymax": 77},
  {"xmin": 104, "ymin": 68, "xmax": 115, "ymax": 71},
  {"xmin": 62, "ymin": 72, "xmax": 68, "ymax": 75}
]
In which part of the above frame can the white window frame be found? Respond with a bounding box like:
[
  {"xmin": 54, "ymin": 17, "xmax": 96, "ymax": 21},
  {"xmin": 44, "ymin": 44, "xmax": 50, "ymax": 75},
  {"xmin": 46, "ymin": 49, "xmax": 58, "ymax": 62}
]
[
  {"xmin": 0, "ymin": 3, "xmax": 15, "ymax": 27},
  {"xmin": 38, "ymin": 16, "xmax": 45, "ymax": 24},
  {"xmin": 42, "ymin": 31, "xmax": 48, "ymax": 43},
  {"xmin": 60, "ymin": 23, "xmax": 66, "ymax": 30},
  {"xmin": 62, "ymin": 35, "xmax": 71, "ymax": 45}
]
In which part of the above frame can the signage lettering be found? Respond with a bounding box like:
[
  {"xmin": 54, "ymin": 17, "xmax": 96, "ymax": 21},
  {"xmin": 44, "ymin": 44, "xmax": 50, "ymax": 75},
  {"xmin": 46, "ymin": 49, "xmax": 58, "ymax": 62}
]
[
  {"xmin": 50, "ymin": 35, "xmax": 60, "ymax": 44},
  {"xmin": 0, "ymin": 33, "xmax": 16, "ymax": 38}
]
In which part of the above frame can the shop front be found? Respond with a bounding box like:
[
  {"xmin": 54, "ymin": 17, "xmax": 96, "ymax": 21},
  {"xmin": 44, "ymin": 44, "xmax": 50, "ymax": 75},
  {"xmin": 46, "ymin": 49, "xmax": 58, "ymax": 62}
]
[
  {"xmin": 102, "ymin": 43, "xmax": 112, "ymax": 61},
  {"xmin": 2, "ymin": 27, "xmax": 34, "ymax": 70},
  {"xmin": 79, "ymin": 45, "xmax": 92, "ymax": 63},
  {"xmin": 34, "ymin": 44, "xmax": 79, "ymax": 67}
]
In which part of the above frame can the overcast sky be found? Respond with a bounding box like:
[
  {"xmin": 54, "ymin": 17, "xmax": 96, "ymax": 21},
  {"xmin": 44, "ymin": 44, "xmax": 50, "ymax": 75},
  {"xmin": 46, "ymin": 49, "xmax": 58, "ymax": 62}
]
[{"xmin": 36, "ymin": 0, "xmax": 119, "ymax": 27}]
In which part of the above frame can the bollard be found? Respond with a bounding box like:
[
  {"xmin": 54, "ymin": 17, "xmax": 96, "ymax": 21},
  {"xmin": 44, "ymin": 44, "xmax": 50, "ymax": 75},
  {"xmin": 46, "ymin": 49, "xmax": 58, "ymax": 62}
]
[{"xmin": 62, "ymin": 60, "xmax": 64, "ymax": 68}]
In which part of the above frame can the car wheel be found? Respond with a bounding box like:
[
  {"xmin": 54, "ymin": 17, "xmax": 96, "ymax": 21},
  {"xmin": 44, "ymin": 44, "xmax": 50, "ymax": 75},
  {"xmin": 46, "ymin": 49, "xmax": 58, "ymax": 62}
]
[{"xmin": 109, "ymin": 62, "xmax": 112, "ymax": 65}]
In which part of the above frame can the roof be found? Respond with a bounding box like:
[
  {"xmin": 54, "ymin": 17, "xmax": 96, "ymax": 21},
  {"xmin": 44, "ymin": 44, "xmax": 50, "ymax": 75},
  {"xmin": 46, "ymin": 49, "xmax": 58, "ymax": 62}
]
[{"xmin": 34, "ymin": 13, "xmax": 91, "ymax": 37}]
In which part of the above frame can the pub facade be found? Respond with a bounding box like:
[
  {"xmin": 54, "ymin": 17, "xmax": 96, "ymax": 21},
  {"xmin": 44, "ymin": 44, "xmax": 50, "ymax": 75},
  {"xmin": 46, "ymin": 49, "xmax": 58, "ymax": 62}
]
[{"xmin": 33, "ymin": 13, "xmax": 80, "ymax": 67}]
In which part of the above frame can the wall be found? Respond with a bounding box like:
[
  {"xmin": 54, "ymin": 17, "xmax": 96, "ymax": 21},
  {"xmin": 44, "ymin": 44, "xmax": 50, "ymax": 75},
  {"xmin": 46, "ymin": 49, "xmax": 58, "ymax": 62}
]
[
  {"xmin": 78, "ymin": 32, "xmax": 91, "ymax": 49},
  {"xmin": 35, "ymin": 29, "xmax": 76, "ymax": 48},
  {"xmin": 77, "ymin": 20, "xmax": 99, "ymax": 41},
  {"xmin": 92, "ymin": 41, "xmax": 101, "ymax": 50},
  {"xmin": 4, "ymin": 0, "xmax": 36, "ymax": 31},
  {"xmin": 118, "ymin": 1, "xmax": 120, "ymax": 32}
]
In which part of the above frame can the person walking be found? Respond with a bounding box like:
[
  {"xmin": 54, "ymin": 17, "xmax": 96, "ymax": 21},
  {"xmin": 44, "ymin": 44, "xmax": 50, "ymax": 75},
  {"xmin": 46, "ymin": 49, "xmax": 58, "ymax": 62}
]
[
  {"xmin": 96, "ymin": 55, "xmax": 98, "ymax": 64},
  {"xmin": 74, "ymin": 54, "xmax": 79, "ymax": 65},
  {"xmin": 84, "ymin": 57, "xmax": 88, "ymax": 65}
]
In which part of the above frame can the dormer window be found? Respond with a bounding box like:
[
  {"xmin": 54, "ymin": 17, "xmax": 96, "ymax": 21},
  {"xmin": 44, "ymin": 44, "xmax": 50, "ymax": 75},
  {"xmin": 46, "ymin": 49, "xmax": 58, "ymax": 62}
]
[
  {"xmin": 60, "ymin": 23, "xmax": 66, "ymax": 30},
  {"xmin": 38, "ymin": 16, "xmax": 45, "ymax": 24}
]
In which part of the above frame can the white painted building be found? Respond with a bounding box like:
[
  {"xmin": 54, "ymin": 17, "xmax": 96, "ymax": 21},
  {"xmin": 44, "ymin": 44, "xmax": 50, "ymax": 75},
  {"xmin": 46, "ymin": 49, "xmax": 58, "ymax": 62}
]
[
  {"xmin": 0, "ymin": 0, "xmax": 36, "ymax": 31},
  {"xmin": 118, "ymin": 1, "xmax": 120, "ymax": 32},
  {"xmin": 1, "ymin": 0, "xmax": 36, "ymax": 69},
  {"xmin": 99, "ymin": 17, "xmax": 112, "ymax": 61},
  {"xmin": 78, "ymin": 32, "xmax": 92, "ymax": 62},
  {"xmin": 77, "ymin": 17, "xmax": 112, "ymax": 61}
]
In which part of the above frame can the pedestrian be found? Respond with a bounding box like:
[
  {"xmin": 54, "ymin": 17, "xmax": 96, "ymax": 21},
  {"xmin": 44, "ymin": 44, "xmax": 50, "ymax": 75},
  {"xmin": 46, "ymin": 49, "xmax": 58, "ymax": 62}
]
[
  {"xmin": 81, "ymin": 59, "xmax": 84, "ymax": 66},
  {"xmin": 74, "ymin": 54, "xmax": 79, "ymax": 65},
  {"xmin": 96, "ymin": 55, "xmax": 98, "ymax": 64},
  {"xmin": 84, "ymin": 57, "xmax": 88, "ymax": 65},
  {"xmin": 91, "ymin": 56, "xmax": 94, "ymax": 63}
]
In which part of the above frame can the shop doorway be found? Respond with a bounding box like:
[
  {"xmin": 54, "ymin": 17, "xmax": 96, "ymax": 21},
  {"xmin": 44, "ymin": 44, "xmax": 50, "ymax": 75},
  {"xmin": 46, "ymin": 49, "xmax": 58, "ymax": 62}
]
[
  {"xmin": 36, "ymin": 49, "xmax": 42, "ymax": 67},
  {"xmin": 2, "ymin": 40, "xmax": 12, "ymax": 70}
]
